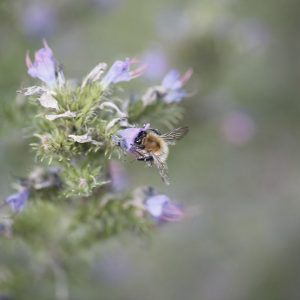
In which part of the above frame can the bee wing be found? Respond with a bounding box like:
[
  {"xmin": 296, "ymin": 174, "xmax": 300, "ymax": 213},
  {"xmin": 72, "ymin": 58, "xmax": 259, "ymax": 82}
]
[
  {"xmin": 152, "ymin": 154, "xmax": 170, "ymax": 185},
  {"xmin": 160, "ymin": 126, "xmax": 189, "ymax": 145}
]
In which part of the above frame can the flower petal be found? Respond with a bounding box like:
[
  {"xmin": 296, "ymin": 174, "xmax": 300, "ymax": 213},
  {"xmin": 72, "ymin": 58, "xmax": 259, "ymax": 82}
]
[
  {"xmin": 17, "ymin": 86, "xmax": 48, "ymax": 96},
  {"xmin": 38, "ymin": 92, "xmax": 59, "ymax": 110},
  {"xmin": 45, "ymin": 110, "xmax": 76, "ymax": 120},
  {"xmin": 116, "ymin": 127, "xmax": 143, "ymax": 151},
  {"xmin": 81, "ymin": 62, "xmax": 107, "ymax": 88},
  {"xmin": 162, "ymin": 69, "xmax": 181, "ymax": 89},
  {"xmin": 99, "ymin": 102, "xmax": 127, "ymax": 117},
  {"xmin": 160, "ymin": 68, "xmax": 192, "ymax": 103},
  {"xmin": 101, "ymin": 58, "xmax": 145, "ymax": 88},
  {"xmin": 145, "ymin": 194, "xmax": 168, "ymax": 218},
  {"xmin": 163, "ymin": 89, "xmax": 187, "ymax": 103},
  {"xmin": 68, "ymin": 133, "xmax": 92, "ymax": 143}
]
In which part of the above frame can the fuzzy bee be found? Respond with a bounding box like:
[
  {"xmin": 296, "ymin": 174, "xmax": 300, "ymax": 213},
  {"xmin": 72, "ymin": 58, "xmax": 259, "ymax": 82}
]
[{"xmin": 115, "ymin": 124, "xmax": 189, "ymax": 184}]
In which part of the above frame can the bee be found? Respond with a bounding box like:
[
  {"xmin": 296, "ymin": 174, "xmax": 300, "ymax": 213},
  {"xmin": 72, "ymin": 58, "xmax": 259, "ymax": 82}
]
[{"xmin": 116, "ymin": 124, "xmax": 189, "ymax": 184}]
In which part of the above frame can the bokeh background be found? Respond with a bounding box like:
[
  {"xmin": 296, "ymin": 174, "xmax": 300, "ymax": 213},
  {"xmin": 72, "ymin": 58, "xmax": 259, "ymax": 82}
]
[{"xmin": 1, "ymin": 0, "xmax": 300, "ymax": 299}]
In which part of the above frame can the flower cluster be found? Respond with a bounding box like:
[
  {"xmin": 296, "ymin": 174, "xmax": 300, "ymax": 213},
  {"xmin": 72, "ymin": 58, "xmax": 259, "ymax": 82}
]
[{"xmin": 2, "ymin": 41, "xmax": 192, "ymax": 245}]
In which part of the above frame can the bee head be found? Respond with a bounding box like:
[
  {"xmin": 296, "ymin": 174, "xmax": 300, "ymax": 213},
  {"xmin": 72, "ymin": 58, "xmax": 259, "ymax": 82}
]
[{"xmin": 134, "ymin": 130, "xmax": 147, "ymax": 145}]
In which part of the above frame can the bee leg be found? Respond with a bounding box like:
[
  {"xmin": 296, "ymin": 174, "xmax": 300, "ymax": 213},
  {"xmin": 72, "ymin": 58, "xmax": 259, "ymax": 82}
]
[
  {"xmin": 145, "ymin": 156, "xmax": 154, "ymax": 163},
  {"xmin": 146, "ymin": 160, "xmax": 153, "ymax": 167},
  {"xmin": 137, "ymin": 156, "xmax": 153, "ymax": 162},
  {"xmin": 137, "ymin": 155, "xmax": 154, "ymax": 167}
]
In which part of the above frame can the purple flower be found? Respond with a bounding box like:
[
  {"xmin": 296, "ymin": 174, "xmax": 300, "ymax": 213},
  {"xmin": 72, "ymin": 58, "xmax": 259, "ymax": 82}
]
[
  {"xmin": 161, "ymin": 68, "xmax": 193, "ymax": 103},
  {"xmin": 116, "ymin": 127, "xmax": 142, "ymax": 152},
  {"xmin": 101, "ymin": 58, "xmax": 146, "ymax": 89},
  {"xmin": 26, "ymin": 40, "xmax": 58, "ymax": 88},
  {"xmin": 5, "ymin": 188, "xmax": 30, "ymax": 213},
  {"xmin": 145, "ymin": 194, "xmax": 183, "ymax": 222},
  {"xmin": 115, "ymin": 124, "xmax": 150, "ymax": 153}
]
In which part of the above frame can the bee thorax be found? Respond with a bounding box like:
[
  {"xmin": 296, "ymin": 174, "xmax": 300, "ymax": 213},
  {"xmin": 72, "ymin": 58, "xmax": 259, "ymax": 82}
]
[
  {"xmin": 144, "ymin": 135, "xmax": 161, "ymax": 152},
  {"xmin": 143, "ymin": 133, "xmax": 169, "ymax": 160}
]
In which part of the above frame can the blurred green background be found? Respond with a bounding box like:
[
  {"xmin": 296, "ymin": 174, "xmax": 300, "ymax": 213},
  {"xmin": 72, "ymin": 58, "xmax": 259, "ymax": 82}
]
[{"xmin": 2, "ymin": 0, "xmax": 300, "ymax": 299}]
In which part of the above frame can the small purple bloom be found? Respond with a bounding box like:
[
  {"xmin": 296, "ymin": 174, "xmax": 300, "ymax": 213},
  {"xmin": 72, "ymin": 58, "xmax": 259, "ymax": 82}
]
[
  {"xmin": 145, "ymin": 194, "xmax": 183, "ymax": 222},
  {"xmin": 5, "ymin": 188, "xmax": 30, "ymax": 213},
  {"xmin": 116, "ymin": 127, "xmax": 142, "ymax": 152},
  {"xmin": 161, "ymin": 68, "xmax": 193, "ymax": 103},
  {"xmin": 26, "ymin": 40, "xmax": 58, "ymax": 88},
  {"xmin": 101, "ymin": 58, "xmax": 146, "ymax": 89},
  {"xmin": 116, "ymin": 124, "xmax": 150, "ymax": 153}
]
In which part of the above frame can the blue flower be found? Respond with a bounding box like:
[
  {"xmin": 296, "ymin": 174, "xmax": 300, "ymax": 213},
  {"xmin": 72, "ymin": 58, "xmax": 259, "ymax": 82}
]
[
  {"xmin": 161, "ymin": 68, "xmax": 193, "ymax": 103},
  {"xmin": 145, "ymin": 194, "xmax": 183, "ymax": 222},
  {"xmin": 115, "ymin": 124, "xmax": 150, "ymax": 153},
  {"xmin": 116, "ymin": 127, "xmax": 143, "ymax": 152},
  {"xmin": 101, "ymin": 58, "xmax": 146, "ymax": 89},
  {"xmin": 26, "ymin": 40, "xmax": 58, "ymax": 88},
  {"xmin": 5, "ymin": 188, "xmax": 30, "ymax": 213}
]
